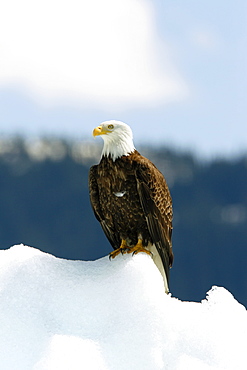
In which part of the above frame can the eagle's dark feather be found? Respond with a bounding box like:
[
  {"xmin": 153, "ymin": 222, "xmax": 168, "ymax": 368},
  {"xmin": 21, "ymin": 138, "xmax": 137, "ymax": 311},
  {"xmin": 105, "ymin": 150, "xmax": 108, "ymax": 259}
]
[{"xmin": 89, "ymin": 149, "xmax": 173, "ymax": 288}]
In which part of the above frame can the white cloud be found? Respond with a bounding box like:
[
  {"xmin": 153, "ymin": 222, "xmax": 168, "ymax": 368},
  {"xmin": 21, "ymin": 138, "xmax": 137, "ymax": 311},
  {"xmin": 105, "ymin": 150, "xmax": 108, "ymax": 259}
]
[{"xmin": 0, "ymin": 0, "xmax": 187, "ymax": 109}]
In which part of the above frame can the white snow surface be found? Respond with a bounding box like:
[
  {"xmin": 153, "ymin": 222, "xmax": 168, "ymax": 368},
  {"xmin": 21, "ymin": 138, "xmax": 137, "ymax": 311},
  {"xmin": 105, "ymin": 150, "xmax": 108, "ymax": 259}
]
[{"xmin": 0, "ymin": 245, "xmax": 246, "ymax": 370}]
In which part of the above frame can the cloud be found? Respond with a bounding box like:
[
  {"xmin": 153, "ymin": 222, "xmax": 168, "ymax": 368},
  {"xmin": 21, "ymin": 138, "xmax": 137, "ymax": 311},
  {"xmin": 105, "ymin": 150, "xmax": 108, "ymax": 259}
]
[{"xmin": 0, "ymin": 0, "xmax": 187, "ymax": 109}]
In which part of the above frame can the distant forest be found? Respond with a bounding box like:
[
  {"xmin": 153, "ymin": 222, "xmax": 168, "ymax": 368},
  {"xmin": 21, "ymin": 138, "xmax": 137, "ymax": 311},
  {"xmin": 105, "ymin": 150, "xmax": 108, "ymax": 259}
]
[{"xmin": 0, "ymin": 137, "xmax": 247, "ymax": 306}]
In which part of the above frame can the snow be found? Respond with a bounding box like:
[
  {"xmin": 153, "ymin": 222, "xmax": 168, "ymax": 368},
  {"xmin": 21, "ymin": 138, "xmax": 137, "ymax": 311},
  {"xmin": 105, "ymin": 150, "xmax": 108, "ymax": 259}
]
[{"xmin": 0, "ymin": 245, "xmax": 246, "ymax": 370}]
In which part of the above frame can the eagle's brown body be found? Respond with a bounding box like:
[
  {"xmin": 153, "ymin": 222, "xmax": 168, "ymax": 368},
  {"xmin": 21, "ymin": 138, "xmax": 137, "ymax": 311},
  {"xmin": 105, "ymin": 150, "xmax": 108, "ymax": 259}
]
[{"xmin": 89, "ymin": 149, "xmax": 173, "ymax": 288}]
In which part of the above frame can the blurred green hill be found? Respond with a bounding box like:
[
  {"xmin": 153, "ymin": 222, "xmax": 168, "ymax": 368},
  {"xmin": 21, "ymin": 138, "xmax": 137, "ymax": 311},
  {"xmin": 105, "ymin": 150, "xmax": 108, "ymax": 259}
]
[{"xmin": 0, "ymin": 137, "xmax": 246, "ymax": 306}]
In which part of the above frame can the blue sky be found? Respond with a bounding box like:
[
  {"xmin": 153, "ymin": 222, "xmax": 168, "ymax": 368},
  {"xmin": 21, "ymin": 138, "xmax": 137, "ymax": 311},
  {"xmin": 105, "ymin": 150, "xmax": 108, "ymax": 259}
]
[{"xmin": 0, "ymin": 0, "xmax": 246, "ymax": 159}]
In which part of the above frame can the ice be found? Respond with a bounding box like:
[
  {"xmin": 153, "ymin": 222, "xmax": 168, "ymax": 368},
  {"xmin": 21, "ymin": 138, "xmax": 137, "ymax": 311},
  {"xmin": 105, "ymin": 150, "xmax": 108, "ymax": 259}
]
[{"xmin": 0, "ymin": 244, "xmax": 246, "ymax": 370}]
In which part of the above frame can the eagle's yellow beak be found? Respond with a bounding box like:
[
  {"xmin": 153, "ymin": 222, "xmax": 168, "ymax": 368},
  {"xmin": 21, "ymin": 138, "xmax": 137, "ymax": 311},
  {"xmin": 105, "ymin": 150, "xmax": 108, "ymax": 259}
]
[{"xmin": 93, "ymin": 125, "xmax": 110, "ymax": 137}]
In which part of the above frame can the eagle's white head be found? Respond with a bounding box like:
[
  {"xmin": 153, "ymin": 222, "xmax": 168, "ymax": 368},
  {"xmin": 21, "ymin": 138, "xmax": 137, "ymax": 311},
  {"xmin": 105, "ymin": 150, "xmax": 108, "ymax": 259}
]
[{"xmin": 93, "ymin": 120, "xmax": 136, "ymax": 161}]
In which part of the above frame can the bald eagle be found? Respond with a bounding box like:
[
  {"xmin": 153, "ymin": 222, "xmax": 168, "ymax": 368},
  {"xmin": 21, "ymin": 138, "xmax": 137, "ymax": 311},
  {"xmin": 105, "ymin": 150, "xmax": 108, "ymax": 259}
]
[{"xmin": 89, "ymin": 120, "xmax": 173, "ymax": 292}]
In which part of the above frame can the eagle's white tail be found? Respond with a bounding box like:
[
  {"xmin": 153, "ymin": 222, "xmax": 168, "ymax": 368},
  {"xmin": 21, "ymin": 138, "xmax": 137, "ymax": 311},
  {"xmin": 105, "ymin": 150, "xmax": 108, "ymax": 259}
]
[{"xmin": 147, "ymin": 244, "xmax": 169, "ymax": 294}]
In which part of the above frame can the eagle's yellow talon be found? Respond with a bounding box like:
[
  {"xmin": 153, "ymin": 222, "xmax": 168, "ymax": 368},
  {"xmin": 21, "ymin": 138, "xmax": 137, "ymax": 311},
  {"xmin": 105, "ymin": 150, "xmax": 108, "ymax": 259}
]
[
  {"xmin": 109, "ymin": 249, "xmax": 122, "ymax": 259},
  {"xmin": 132, "ymin": 248, "xmax": 152, "ymax": 257},
  {"xmin": 109, "ymin": 238, "xmax": 152, "ymax": 259},
  {"xmin": 127, "ymin": 239, "xmax": 153, "ymax": 257},
  {"xmin": 109, "ymin": 239, "xmax": 129, "ymax": 259}
]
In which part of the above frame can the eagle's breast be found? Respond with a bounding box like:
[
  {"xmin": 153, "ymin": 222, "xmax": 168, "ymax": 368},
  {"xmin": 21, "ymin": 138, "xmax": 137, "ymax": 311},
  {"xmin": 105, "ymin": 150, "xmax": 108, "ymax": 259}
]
[{"xmin": 96, "ymin": 153, "xmax": 148, "ymax": 244}]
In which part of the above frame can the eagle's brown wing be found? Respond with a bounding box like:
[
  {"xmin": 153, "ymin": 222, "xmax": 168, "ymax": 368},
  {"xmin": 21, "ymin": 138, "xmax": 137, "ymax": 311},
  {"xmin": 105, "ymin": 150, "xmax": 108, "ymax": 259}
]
[
  {"xmin": 135, "ymin": 158, "xmax": 173, "ymax": 283},
  {"xmin": 89, "ymin": 165, "xmax": 120, "ymax": 249}
]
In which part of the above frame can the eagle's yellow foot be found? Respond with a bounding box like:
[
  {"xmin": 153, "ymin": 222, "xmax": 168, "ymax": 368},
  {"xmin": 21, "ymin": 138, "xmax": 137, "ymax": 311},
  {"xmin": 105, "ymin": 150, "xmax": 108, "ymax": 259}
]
[
  {"xmin": 109, "ymin": 240, "xmax": 130, "ymax": 259},
  {"xmin": 126, "ymin": 239, "xmax": 153, "ymax": 257}
]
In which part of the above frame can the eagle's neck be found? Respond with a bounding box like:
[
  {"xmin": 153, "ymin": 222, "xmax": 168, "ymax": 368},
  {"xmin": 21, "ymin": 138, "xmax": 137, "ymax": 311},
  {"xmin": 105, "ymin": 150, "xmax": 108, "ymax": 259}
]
[{"xmin": 101, "ymin": 135, "xmax": 135, "ymax": 161}]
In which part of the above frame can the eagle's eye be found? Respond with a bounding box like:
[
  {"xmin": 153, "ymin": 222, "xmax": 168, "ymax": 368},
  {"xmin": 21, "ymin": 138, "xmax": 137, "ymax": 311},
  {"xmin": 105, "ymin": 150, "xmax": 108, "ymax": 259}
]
[{"xmin": 108, "ymin": 124, "xmax": 114, "ymax": 130}]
